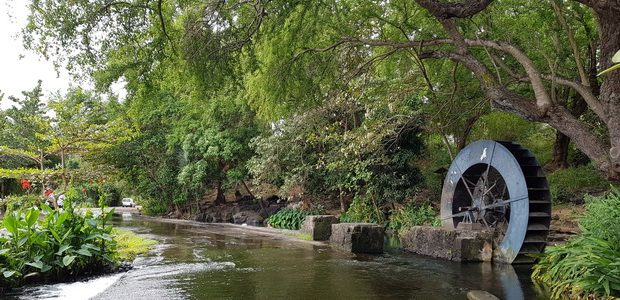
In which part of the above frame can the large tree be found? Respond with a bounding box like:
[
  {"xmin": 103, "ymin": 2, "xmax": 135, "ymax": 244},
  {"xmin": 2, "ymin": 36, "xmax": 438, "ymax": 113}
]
[{"xmin": 22, "ymin": 0, "xmax": 620, "ymax": 180}]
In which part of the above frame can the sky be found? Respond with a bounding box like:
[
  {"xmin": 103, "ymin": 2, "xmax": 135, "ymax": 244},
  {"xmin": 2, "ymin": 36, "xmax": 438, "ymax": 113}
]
[
  {"xmin": 0, "ymin": 0, "xmax": 72, "ymax": 109},
  {"xmin": 0, "ymin": 0, "xmax": 125, "ymax": 109}
]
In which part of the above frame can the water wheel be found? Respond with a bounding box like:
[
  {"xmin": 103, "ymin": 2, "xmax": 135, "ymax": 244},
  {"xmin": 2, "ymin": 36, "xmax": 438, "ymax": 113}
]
[{"xmin": 440, "ymin": 140, "xmax": 551, "ymax": 264}]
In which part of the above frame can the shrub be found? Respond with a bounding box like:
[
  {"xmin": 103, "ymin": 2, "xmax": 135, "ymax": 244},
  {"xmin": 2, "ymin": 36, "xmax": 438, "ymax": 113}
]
[
  {"xmin": 141, "ymin": 196, "xmax": 168, "ymax": 215},
  {"xmin": 267, "ymin": 205, "xmax": 325, "ymax": 230},
  {"xmin": 0, "ymin": 194, "xmax": 44, "ymax": 215},
  {"xmin": 0, "ymin": 201, "xmax": 118, "ymax": 290},
  {"xmin": 532, "ymin": 188, "xmax": 620, "ymax": 299},
  {"xmin": 387, "ymin": 203, "xmax": 441, "ymax": 236},
  {"xmin": 547, "ymin": 165, "xmax": 610, "ymax": 203},
  {"xmin": 580, "ymin": 188, "xmax": 620, "ymax": 248},
  {"xmin": 340, "ymin": 194, "xmax": 385, "ymax": 224}
]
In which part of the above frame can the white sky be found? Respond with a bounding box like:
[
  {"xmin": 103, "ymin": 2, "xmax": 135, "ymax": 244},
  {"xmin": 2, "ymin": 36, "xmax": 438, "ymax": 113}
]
[
  {"xmin": 0, "ymin": 0, "xmax": 125, "ymax": 109},
  {"xmin": 0, "ymin": 0, "xmax": 72, "ymax": 108}
]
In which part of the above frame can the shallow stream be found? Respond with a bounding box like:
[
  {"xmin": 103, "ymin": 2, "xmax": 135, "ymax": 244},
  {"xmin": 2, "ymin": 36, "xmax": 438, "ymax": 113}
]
[{"xmin": 8, "ymin": 214, "xmax": 545, "ymax": 299}]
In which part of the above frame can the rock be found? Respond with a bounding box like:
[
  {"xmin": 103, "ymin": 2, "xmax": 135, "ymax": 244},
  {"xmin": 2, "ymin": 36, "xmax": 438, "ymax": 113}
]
[
  {"xmin": 118, "ymin": 262, "xmax": 133, "ymax": 272},
  {"xmin": 237, "ymin": 195, "xmax": 254, "ymax": 204},
  {"xmin": 329, "ymin": 223, "xmax": 384, "ymax": 254},
  {"xmin": 233, "ymin": 211, "xmax": 264, "ymax": 226},
  {"xmin": 401, "ymin": 226, "xmax": 493, "ymax": 262},
  {"xmin": 301, "ymin": 215, "xmax": 339, "ymax": 241},
  {"xmin": 265, "ymin": 204, "xmax": 282, "ymax": 216},
  {"xmin": 467, "ymin": 290, "xmax": 499, "ymax": 300}
]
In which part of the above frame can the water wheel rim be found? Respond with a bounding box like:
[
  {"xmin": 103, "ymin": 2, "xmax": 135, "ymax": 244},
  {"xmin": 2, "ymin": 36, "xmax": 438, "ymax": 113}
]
[{"xmin": 440, "ymin": 140, "xmax": 544, "ymax": 264}]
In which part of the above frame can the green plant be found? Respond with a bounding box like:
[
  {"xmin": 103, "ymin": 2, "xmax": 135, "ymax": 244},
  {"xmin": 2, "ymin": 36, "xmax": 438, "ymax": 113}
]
[
  {"xmin": 0, "ymin": 201, "xmax": 118, "ymax": 290},
  {"xmin": 0, "ymin": 194, "xmax": 43, "ymax": 215},
  {"xmin": 547, "ymin": 165, "xmax": 610, "ymax": 203},
  {"xmin": 113, "ymin": 229, "xmax": 157, "ymax": 261},
  {"xmin": 387, "ymin": 203, "xmax": 441, "ymax": 236},
  {"xmin": 340, "ymin": 194, "xmax": 384, "ymax": 224},
  {"xmin": 532, "ymin": 188, "xmax": 620, "ymax": 299},
  {"xmin": 580, "ymin": 187, "xmax": 620, "ymax": 247},
  {"xmin": 267, "ymin": 205, "xmax": 325, "ymax": 230}
]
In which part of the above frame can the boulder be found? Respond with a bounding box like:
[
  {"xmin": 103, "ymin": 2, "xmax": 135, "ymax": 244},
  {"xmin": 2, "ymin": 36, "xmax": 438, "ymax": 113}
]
[
  {"xmin": 401, "ymin": 226, "xmax": 493, "ymax": 262},
  {"xmin": 300, "ymin": 215, "xmax": 339, "ymax": 241},
  {"xmin": 232, "ymin": 211, "xmax": 264, "ymax": 226},
  {"xmin": 329, "ymin": 223, "xmax": 384, "ymax": 254}
]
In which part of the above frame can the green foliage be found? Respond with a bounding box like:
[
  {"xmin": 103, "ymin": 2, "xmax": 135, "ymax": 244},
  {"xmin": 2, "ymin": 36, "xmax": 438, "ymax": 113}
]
[
  {"xmin": 580, "ymin": 188, "xmax": 620, "ymax": 246},
  {"xmin": 387, "ymin": 204, "xmax": 441, "ymax": 236},
  {"xmin": 0, "ymin": 203, "xmax": 118, "ymax": 289},
  {"xmin": 267, "ymin": 205, "xmax": 325, "ymax": 230},
  {"xmin": 470, "ymin": 112, "xmax": 555, "ymax": 165},
  {"xmin": 0, "ymin": 194, "xmax": 43, "ymax": 215},
  {"xmin": 532, "ymin": 189, "xmax": 620, "ymax": 299},
  {"xmin": 340, "ymin": 195, "xmax": 384, "ymax": 224},
  {"xmin": 250, "ymin": 97, "xmax": 424, "ymax": 210},
  {"xmin": 547, "ymin": 165, "xmax": 610, "ymax": 203}
]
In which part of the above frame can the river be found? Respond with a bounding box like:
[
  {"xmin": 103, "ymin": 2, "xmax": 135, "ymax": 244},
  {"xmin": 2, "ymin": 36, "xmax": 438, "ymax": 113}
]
[{"xmin": 7, "ymin": 214, "xmax": 544, "ymax": 299}]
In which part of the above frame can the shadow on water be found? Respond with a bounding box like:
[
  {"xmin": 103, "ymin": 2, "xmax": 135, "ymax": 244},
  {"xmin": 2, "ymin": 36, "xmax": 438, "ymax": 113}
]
[{"xmin": 9, "ymin": 215, "xmax": 545, "ymax": 299}]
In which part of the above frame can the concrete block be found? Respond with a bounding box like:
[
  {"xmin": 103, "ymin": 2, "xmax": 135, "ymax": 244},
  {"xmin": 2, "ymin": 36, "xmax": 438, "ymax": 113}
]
[
  {"xmin": 300, "ymin": 215, "xmax": 339, "ymax": 241},
  {"xmin": 329, "ymin": 223, "xmax": 384, "ymax": 254},
  {"xmin": 401, "ymin": 226, "xmax": 493, "ymax": 262}
]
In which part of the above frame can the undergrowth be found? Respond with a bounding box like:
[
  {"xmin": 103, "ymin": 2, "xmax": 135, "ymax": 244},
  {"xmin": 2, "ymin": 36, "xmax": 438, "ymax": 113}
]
[{"xmin": 532, "ymin": 187, "xmax": 620, "ymax": 299}]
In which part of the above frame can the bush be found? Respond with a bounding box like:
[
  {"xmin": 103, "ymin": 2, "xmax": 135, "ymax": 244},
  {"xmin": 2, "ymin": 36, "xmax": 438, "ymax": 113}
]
[
  {"xmin": 580, "ymin": 188, "xmax": 620, "ymax": 248},
  {"xmin": 387, "ymin": 203, "xmax": 441, "ymax": 236},
  {"xmin": 0, "ymin": 201, "xmax": 118, "ymax": 290},
  {"xmin": 340, "ymin": 194, "xmax": 384, "ymax": 224},
  {"xmin": 547, "ymin": 165, "xmax": 610, "ymax": 203},
  {"xmin": 532, "ymin": 188, "xmax": 620, "ymax": 299},
  {"xmin": 267, "ymin": 204, "xmax": 325, "ymax": 230},
  {"xmin": 0, "ymin": 194, "xmax": 43, "ymax": 215},
  {"xmin": 73, "ymin": 182, "xmax": 123, "ymax": 207},
  {"xmin": 141, "ymin": 196, "xmax": 168, "ymax": 216}
]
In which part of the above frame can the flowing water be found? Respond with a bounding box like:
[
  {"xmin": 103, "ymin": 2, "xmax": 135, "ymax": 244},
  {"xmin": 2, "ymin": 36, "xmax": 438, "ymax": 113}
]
[{"xmin": 8, "ymin": 214, "xmax": 544, "ymax": 299}]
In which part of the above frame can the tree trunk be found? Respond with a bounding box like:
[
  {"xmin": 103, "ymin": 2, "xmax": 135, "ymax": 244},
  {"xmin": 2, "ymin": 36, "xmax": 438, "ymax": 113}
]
[
  {"xmin": 40, "ymin": 149, "xmax": 46, "ymax": 192},
  {"xmin": 597, "ymin": 7, "xmax": 620, "ymax": 180},
  {"xmin": 339, "ymin": 191, "xmax": 346, "ymax": 213},
  {"xmin": 61, "ymin": 148, "xmax": 67, "ymax": 190},
  {"xmin": 548, "ymin": 132, "xmax": 570, "ymax": 171},
  {"xmin": 242, "ymin": 179, "xmax": 265, "ymax": 213},
  {"xmin": 214, "ymin": 180, "xmax": 226, "ymax": 205},
  {"xmin": 456, "ymin": 115, "xmax": 479, "ymax": 151}
]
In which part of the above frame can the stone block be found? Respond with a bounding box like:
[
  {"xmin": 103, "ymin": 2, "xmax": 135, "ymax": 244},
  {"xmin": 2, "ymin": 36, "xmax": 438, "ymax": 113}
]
[
  {"xmin": 401, "ymin": 226, "xmax": 493, "ymax": 262},
  {"xmin": 329, "ymin": 223, "xmax": 384, "ymax": 254},
  {"xmin": 300, "ymin": 215, "xmax": 339, "ymax": 241}
]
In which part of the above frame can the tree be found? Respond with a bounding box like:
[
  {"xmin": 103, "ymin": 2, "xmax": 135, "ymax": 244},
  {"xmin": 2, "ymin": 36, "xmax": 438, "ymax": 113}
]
[
  {"xmin": 21, "ymin": 0, "xmax": 620, "ymax": 181},
  {"xmin": 44, "ymin": 88, "xmax": 131, "ymax": 189}
]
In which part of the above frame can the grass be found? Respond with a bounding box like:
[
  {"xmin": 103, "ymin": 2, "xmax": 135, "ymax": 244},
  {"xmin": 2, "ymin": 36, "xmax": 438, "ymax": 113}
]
[
  {"xmin": 113, "ymin": 229, "xmax": 158, "ymax": 261},
  {"xmin": 295, "ymin": 233, "xmax": 313, "ymax": 241},
  {"xmin": 547, "ymin": 165, "xmax": 611, "ymax": 203}
]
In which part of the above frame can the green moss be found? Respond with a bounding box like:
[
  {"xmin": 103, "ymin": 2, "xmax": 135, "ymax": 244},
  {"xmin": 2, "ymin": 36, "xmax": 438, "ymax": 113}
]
[
  {"xmin": 295, "ymin": 233, "xmax": 313, "ymax": 241},
  {"xmin": 113, "ymin": 229, "xmax": 158, "ymax": 261}
]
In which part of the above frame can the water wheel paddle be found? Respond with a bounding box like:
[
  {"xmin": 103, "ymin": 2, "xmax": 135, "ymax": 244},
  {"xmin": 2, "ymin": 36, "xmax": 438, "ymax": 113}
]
[{"xmin": 440, "ymin": 140, "xmax": 551, "ymax": 264}]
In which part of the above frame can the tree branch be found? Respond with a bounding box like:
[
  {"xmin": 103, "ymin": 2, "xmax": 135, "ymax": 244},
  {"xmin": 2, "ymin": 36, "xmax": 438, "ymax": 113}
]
[
  {"xmin": 415, "ymin": 0, "xmax": 494, "ymax": 19},
  {"xmin": 541, "ymin": 75, "xmax": 606, "ymax": 121}
]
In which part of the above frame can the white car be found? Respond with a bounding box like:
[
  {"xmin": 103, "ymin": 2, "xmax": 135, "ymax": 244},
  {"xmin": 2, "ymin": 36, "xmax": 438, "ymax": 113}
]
[{"xmin": 121, "ymin": 198, "xmax": 135, "ymax": 207}]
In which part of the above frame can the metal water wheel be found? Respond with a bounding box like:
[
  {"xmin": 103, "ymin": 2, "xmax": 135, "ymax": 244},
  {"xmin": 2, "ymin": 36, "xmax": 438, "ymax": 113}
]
[{"xmin": 440, "ymin": 140, "xmax": 551, "ymax": 264}]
